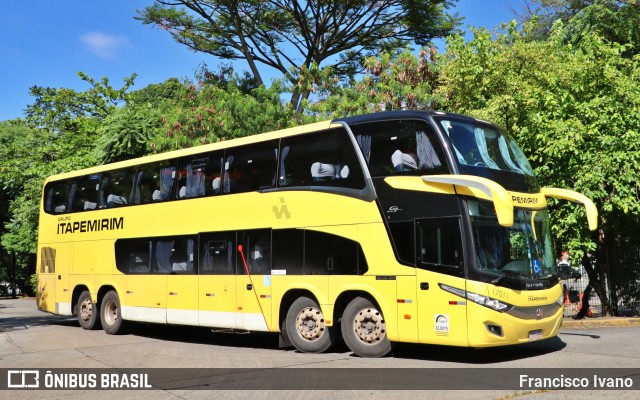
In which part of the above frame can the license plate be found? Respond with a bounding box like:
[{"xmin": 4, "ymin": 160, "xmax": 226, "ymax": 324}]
[{"xmin": 529, "ymin": 329, "xmax": 543, "ymax": 341}]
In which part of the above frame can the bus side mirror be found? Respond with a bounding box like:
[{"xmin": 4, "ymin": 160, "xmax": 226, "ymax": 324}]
[
  {"xmin": 540, "ymin": 188, "xmax": 598, "ymax": 231},
  {"xmin": 422, "ymin": 175, "xmax": 514, "ymax": 227}
]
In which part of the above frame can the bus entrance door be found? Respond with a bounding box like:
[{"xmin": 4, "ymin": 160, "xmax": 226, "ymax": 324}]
[{"xmin": 415, "ymin": 217, "xmax": 469, "ymax": 346}]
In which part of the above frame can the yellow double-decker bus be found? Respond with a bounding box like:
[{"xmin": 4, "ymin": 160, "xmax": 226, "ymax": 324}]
[{"xmin": 36, "ymin": 111, "xmax": 597, "ymax": 357}]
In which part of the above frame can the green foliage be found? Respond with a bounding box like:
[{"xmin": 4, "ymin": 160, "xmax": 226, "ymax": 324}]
[
  {"xmin": 148, "ymin": 68, "xmax": 300, "ymax": 152},
  {"xmin": 26, "ymin": 72, "xmax": 137, "ymax": 132},
  {"xmin": 29, "ymin": 273, "xmax": 37, "ymax": 295},
  {"xmin": 136, "ymin": 0, "xmax": 461, "ymax": 109},
  {"xmin": 308, "ymin": 48, "xmax": 443, "ymax": 117},
  {"xmin": 96, "ymin": 103, "xmax": 163, "ymax": 163},
  {"xmin": 519, "ymin": 0, "xmax": 640, "ymax": 57},
  {"xmin": 438, "ymin": 21, "xmax": 640, "ymax": 314},
  {"xmin": 0, "ymin": 73, "xmax": 133, "ymax": 284}
]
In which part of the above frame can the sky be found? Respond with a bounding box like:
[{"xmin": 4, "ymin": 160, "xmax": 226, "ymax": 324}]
[{"xmin": 0, "ymin": 0, "xmax": 523, "ymax": 122}]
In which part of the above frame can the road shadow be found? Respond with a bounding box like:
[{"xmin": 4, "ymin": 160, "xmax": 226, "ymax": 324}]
[
  {"xmin": 389, "ymin": 336, "xmax": 566, "ymax": 363},
  {"xmin": 121, "ymin": 322, "xmax": 566, "ymax": 363},
  {"xmin": 0, "ymin": 315, "xmax": 77, "ymax": 332},
  {"xmin": 127, "ymin": 323, "xmax": 282, "ymax": 350}
]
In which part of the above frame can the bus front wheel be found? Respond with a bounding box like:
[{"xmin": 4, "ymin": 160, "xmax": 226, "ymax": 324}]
[
  {"xmin": 77, "ymin": 290, "xmax": 100, "ymax": 330},
  {"xmin": 341, "ymin": 297, "xmax": 392, "ymax": 358},
  {"xmin": 100, "ymin": 291, "xmax": 125, "ymax": 335},
  {"xmin": 286, "ymin": 296, "xmax": 335, "ymax": 353}
]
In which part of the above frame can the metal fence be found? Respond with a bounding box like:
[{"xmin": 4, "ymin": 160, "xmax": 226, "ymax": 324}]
[
  {"xmin": 560, "ymin": 265, "xmax": 604, "ymax": 318},
  {"xmin": 560, "ymin": 244, "xmax": 640, "ymax": 318}
]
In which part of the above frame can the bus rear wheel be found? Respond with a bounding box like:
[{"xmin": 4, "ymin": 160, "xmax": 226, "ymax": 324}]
[
  {"xmin": 286, "ymin": 296, "xmax": 335, "ymax": 353},
  {"xmin": 341, "ymin": 297, "xmax": 392, "ymax": 358},
  {"xmin": 77, "ymin": 290, "xmax": 100, "ymax": 330},
  {"xmin": 100, "ymin": 291, "xmax": 125, "ymax": 335}
]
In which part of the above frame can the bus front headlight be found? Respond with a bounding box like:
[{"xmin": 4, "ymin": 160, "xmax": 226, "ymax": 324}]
[{"xmin": 440, "ymin": 284, "xmax": 513, "ymax": 312}]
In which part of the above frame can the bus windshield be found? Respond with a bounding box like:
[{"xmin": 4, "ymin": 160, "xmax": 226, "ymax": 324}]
[
  {"xmin": 469, "ymin": 200, "xmax": 556, "ymax": 285},
  {"xmin": 434, "ymin": 117, "xmax": 539, "ymax": 192}
]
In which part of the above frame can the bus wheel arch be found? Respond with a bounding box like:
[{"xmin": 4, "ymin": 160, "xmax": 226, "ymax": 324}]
[
  {"xmin": 339, "ymin": 294, "xmax": 393, "ymax": 358},
  {"xmin": 99, "ymin": 288, "xmax": 126, "ymax": 335},
  {"xmin": 282, "ymin": 291, "xmax": 336, "ymax": 353}
]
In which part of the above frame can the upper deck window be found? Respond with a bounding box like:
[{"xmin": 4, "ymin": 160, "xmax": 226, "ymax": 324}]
[
  {"xmin": 348, "ymin": 119, "xmax": 449, "ymax": 177},
  {"xmin": 279, "ymin": 128, "xmax": 365, "ymax": 189},
  {"xmin": 436, "ymin": 118, "xmax": 534, "ymax": 177}
]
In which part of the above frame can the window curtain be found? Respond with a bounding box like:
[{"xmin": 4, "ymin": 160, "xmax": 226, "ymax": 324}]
[
  {"xmin": 45, "ymin": 188, "xmax": 54, "ymax": 212},
  {"xmin": 508, "ymin": 140, "xmax": 534, "ymax": 176},
  {"xmin": 186, "ymin": 239, "xmax": 194, "ymax": 272},
  {"xmin": 223, "ymin": 155, "xmax": 234, "ymax": 193},
  {"xmin": 278, "ymin": 146, "xmax": 290, "ymax": 186},
  {"xmin": 67, "ymin": 183, "xmax": 77, "ymax": 211},
  {"xmin": 159, "ymin": 167, "xmax": 175, "ymax": 200},
  {"xmin": 442, "ymin": 121, "xmax": 467, "ymax": 164},
  {"xmin": 156, "ymin": 240, "xmax": 174, "ymax": 273},
  {"xmin": 356, "ymin": 134, "xmax": 371, "ymax": 164},
  {"xmin": 416, "ymin": 131, "xmax": 441, "ymax": 169},
  {"xmin": 498, "ymin": 136, "xmax": 523, "ymax": 174},
  {"xmin": 98, "ymin": 177, "xmax": 109, "ymax": 208},
  {"xmin": 473, "ymin": 128, "xmax": 500, "ymax": 169},
  {"xmin": 130, "ymin": 171, "xmax": 144, "ymax": 204},
  {"xmin": 186, "ymin": 164, "xmax": 205, "ymax": 198}
]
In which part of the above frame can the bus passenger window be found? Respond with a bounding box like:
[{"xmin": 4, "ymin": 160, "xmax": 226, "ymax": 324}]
[
  {"xmin": 239, "ymin": 230, "xmax": 271, "ymax": 275},
  {"xmin": 223, "ymin": 141, "xmax": 278, "ymax": 194},
  {"xmin": 67, "ymin": 174, "xmax": 101, "ymax": 212},
  {"xmin": 279, "ymin": 128, "xmax": 365, "ymax": 189},
  {"xmin": 44, "ymin": 182, "xmax": 69, "ymax": 214},
  {"xmin": 170, "ymin": 238, "xmax": 195, "ymax": 274},
  {"xmin": 104, "ymin": 169, "xmax": 134, "ymax": 208},
  {"xmin": 135, "ymin": 161, "xmax": 176, "ymax": 204},
  {"xmin": 151, "ymin": 166, "xmax": 176, "ymax": 202},
  {"xmin": 176, "ymin": 153, "xmax": 223, "ymax": 199},
  {"xmin": 115, "ymin": 239, "xmax": 151, "ymax": 274},
  {"xmin": 200, "ymin": 232, "xmax": 236, "ymax": 275},
  {"xmin": 349, "ymin": 120, "xmax": 448, "ymax": 177}
]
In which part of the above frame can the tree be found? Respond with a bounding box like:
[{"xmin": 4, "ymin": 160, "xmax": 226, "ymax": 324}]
[
  {"xmin": 148, "ymin": 66, "xmax": 301, "ymax": 152},
  {"xmin": 136, "ymin": 0, "xmax": 461, "ymax": 110},
  {"xmin": 437, "ymin": 21, "xmax": 640, "ymax": 315},
  {"xmin": 518, "ymin": 0, "xmax": 640, "ymax": 56},
  {"xmin": 308, "ymin": 47, "xmax": 442, "ymax": 117},
  {"xmin": 0, "ymin": 73, "xmax": 137, "ymax": 292},
  {"xmin": 26, "ymin": 72, "xmax": 137, "ymax": 133}
]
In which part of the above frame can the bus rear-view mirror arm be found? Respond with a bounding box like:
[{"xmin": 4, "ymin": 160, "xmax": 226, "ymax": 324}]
[
  {"xmin": 421, "ymin": 175, "xmax": 514, "ymax": 227},
  {"xmin": 540, "ymin": 187, "xmax": 598, "ymax": 231}
]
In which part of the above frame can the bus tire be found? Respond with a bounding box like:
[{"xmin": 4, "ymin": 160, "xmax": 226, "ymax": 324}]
[
  {"xmin": 286, "ymin": 296, "xmax": 335, "ymax": 353},
  {"xmin": 100, "ymin": 291, "xmax": 125, "ymax": 335},
  {"xmin": 77, "ymin": 290, "xmax": 100, "ymax": 330},
  {"xmin": 341, "ymin": 297, "xmax": 392, "ymax": 358}
]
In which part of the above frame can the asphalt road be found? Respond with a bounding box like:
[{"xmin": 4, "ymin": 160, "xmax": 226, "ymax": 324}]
[{"xmin": 1, "ymin": 297, "xmax": 639, "ymax": 400}]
